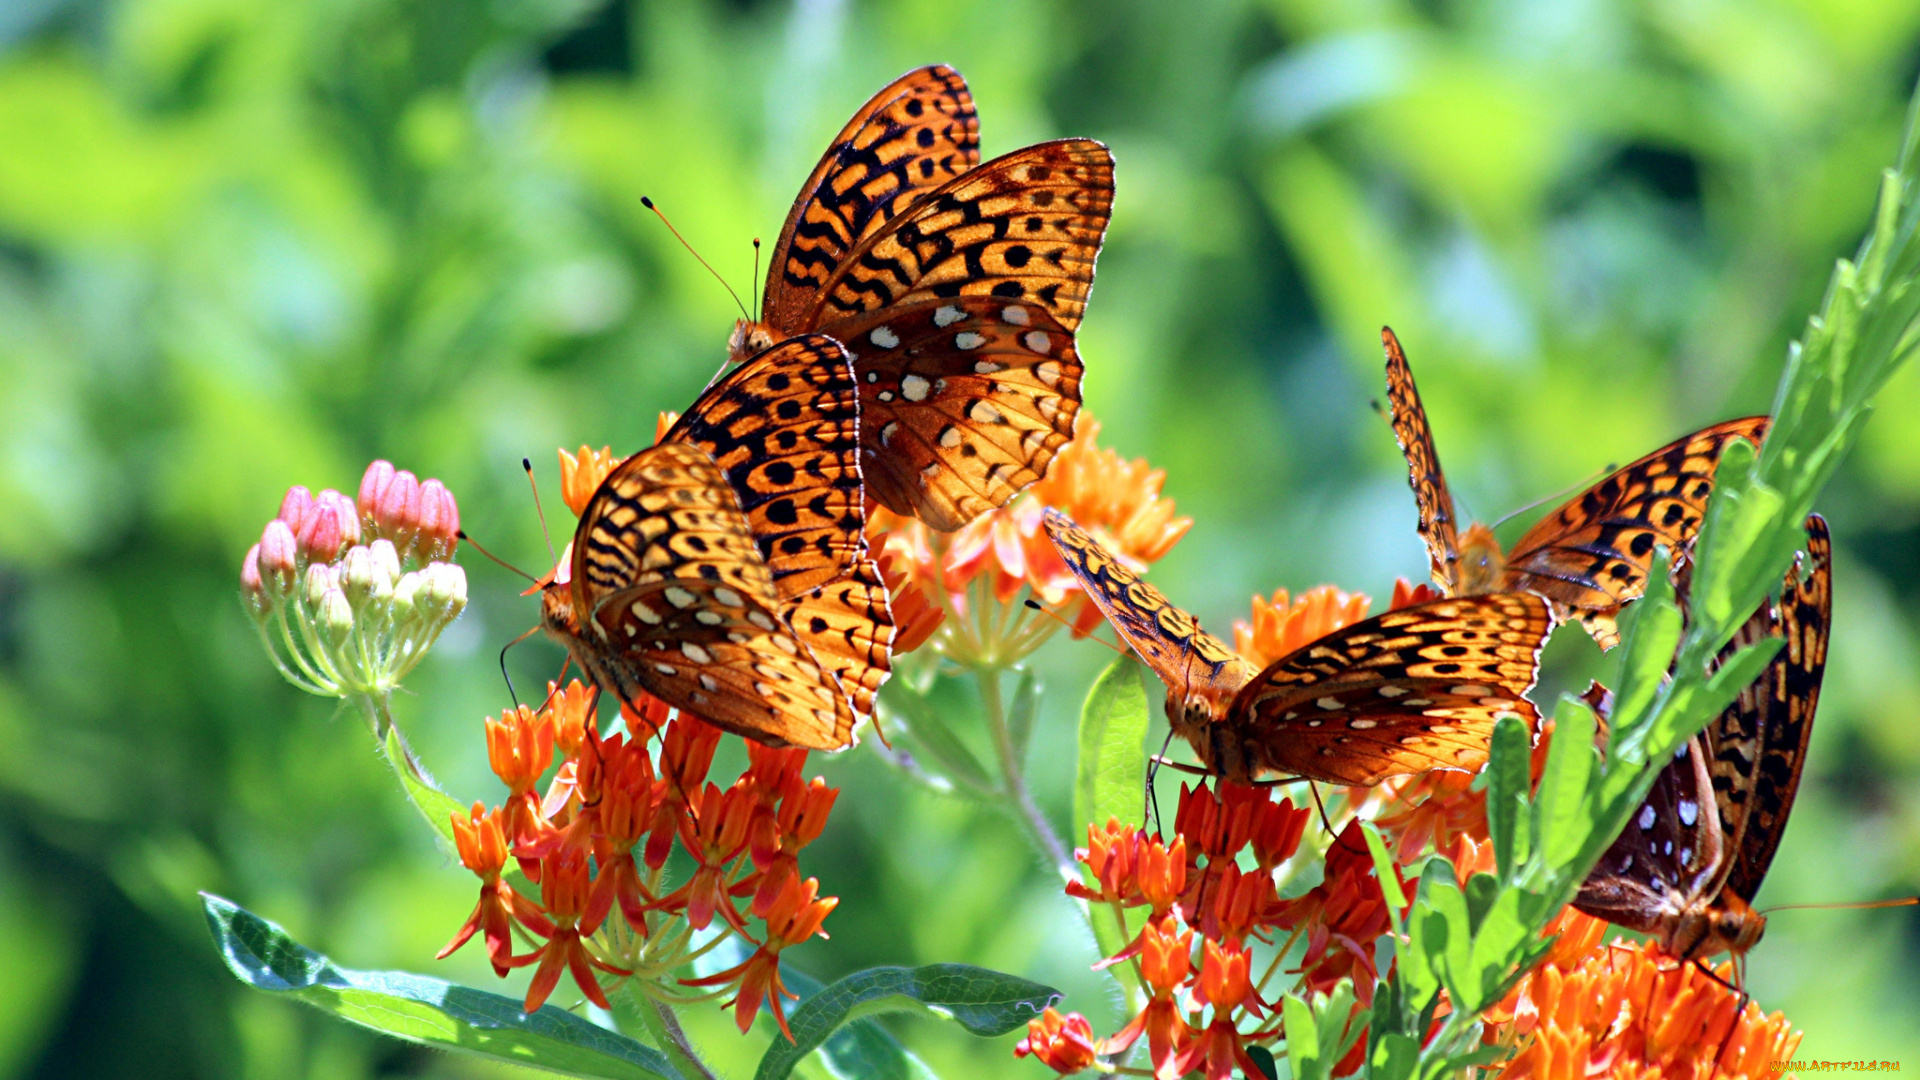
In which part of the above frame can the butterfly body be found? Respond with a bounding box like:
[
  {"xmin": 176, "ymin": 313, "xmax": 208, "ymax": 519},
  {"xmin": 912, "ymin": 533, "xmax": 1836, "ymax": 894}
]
[
  {"xmin": 1382, "ymin": 326, "xmax": 1768, "ymax": 647},
  {"xmin": 1573, "ymin": 515, "xmax": 1831, "ymax": 963},
  {"xmin": 541, "ymin": 336, "xmax": 895, "ymax": 751},
  {"xmin": 741, "ymin": 65, "xmax": 1114, "ymax": 530},
  {"xmin": 1044, "ymin": 509, "xmax": 1553, "ymax": 786}
]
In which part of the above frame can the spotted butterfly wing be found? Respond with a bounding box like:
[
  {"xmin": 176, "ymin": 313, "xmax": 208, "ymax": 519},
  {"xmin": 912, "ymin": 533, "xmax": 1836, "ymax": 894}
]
[
  {"xmin": 1225, "ymin": 593, "xmax": 1550, "ymax": 786},
  {"xmin": 741, "ymin": 68, "xmax": 1114, "ymax": 531},
  {"xmin": 1042, "ymin": 508, "xmax": 1259, "ymax": 725},
  {"xmin": 1499, "ymin": 416, "xmax": 1770, "ymax": 648},
  {"xmin": 1573, "ymin": 515, "xmax": 1831, "ymax": 959},
  {"xmin": 1382, "ymin": 326, "xmax": 1462, "ymax": 594},
  {"xmin": 840, "ymin": 301, "xmax": 1081, "ymax": 529},
  {"xmin": 780, "ymin": 554, "xmax": 895, "ymax": 722},
  {"xmin": 761, "ymin": 66, "xmax": 980, "ymax": 334},
  {"xmin": 540, "ymin": 442, "xmax": 857, "ymax": 751},
  {"xmin": 664, "ymin": 334, "xmax": 864, "ymax": 599}
]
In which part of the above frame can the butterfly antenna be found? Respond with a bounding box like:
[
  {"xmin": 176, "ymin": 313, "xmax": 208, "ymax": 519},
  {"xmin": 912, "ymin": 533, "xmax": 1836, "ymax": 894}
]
[
  {"xmin": 1146, "ymin": 726, "xmax": 1176, "ymax": 836},
  {"xmin": 1489, "ymin": 462, "xmax": 1616, "ymax": 530},
  {"xmin": 523, "ymin": 458, "xmax": 556, "ymax": 565},
  {"xmin": 641, "ymin": 196, "xmax": 750, "ymax": 321},
  {"xmin": 459, "ymin": 529, "xmax": 538, "ymax": 583},
  {"xmin": 1758, "ymin": 896, "xmax": 1920, "ymax": 914},
  {"xmin": 751, "ymin": 237, "xmax": 762, "ymax": 321},
  {"xmin": 1022, "ymin": 599, "xmax": 1130, "ymax": 656}
]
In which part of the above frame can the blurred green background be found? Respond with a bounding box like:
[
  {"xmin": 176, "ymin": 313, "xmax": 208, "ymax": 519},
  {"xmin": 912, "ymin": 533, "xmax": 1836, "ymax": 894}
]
[{"xmin": 4, "ymin": 0, "xmax": 1920, "ymax": 1076}]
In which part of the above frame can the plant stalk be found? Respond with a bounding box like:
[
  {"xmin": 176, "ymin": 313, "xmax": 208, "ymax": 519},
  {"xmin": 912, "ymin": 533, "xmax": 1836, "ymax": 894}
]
[{"xmin": 978, "ymin": 668, "xmax": 1077, "ymax": 883}]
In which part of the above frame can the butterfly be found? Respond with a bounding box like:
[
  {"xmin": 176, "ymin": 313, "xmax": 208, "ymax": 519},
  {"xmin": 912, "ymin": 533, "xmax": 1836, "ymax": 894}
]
[
  {"xmin": 1382, "ymin": 326, "xmax": 1769, "ymax": 649},
  {"xmin": 1043, "ymin": 509, "xmax": 1554, "ymax": 786},
  {"xmin": 541, "ymin": 335, "xmax": 894, "ymax": 750},
  {"xmin": 728, "ymin": 65, "xmax": 1115, "ymax": 531},
  {"xmin": 1573, "ymin": 515, "xmax": 1830, "ymax": 968}
]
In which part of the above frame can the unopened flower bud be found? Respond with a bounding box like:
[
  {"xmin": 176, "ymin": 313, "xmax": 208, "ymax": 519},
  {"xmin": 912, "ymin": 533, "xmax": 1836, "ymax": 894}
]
[
  {"xmin": 341, "ymin": 545, "xmax": 377, "ymax": 603},
  {"xmin": 297, "ymin": 490, "xmax": 354, "ymax": 563},
  {"xmin": 357, "ymin": 460, "xmax": 396, "ymax": 521},
  {"xmin": 319, "ymin": 588, "xmax": 355, "ymax": 643},
  {"xmin": 422, "ymin": 562, "xmax": 469, "ymax": 620},
  {"xmin": 305, "ymin": 563, "xmax": 335, "ymax": 608},
  {"xmin": 391, "ymin": 570, "xmax": 422, "ymax": 621},
  {"xmin": 416, "ymin": 479, "xmax": 460, "ymax": 562},
  {"xmin": 258, "ymin": 519, "xmax": 299, "ymax": 592},
  {"xmin": 278, "ymin": 485, "xmax": 314, "ymax": 528},
  {"xmin": 369, "ymin": 538, "xmax": 401, "ymax": 586},
  {"xmin": 240, "ymin": 545, "xmax": 271, "ymax": 619},
  {"xmin": 373, "ymin": 469, "xmax": 423, "ymax": 540}
]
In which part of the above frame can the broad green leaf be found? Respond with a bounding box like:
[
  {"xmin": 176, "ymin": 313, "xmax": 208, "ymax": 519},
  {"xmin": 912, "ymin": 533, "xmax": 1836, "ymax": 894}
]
[
  {"xmin": 780, "ymin": 967, "xmax": 933, "ymax": 1080},
  {"xmin": 753, "ymin": 965, "xmax": 1059, "ymax": 1080},
  {"xmin": 1247, "ymin": 1044, "xmax": 1280, "ymax": 1080},
  {"xmin": 1464, "ymin": 888, "xmax": 1529, "ymax": 1008},
  {"xmin": 1372, "ymin": 1032, "xmax": 1420, "ymax": 1080},
  {"xmin": 1532, "ymin": 698, "xmax": 1595, "ymax": 871},
  {"xmin": 1283, "ymin": 993, "xmax": 1321, "ymax": 1080},
  {"xmin": 1074, "ymin": 655, "xmax": 1149, "ymax": 838},
  {"xmin": 203, "ymin": 894, "xmax": 679, "ymax": 1080},
  {"xmin": 386, "ymin": 726, "xmax": 464, "ymax": 851}
]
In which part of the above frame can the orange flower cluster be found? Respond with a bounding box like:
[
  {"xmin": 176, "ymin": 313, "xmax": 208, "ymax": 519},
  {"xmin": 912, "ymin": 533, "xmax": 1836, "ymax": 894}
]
[
  {"xmin": 1489, "ymin": 914, "xmax": 1802, "ymax": 1080},
  {"xmin": 438, "ymin": 680, "xmax": 838, "ymax": 1036},
  {"xmin": 1023, "ymin": 781, "xmax": 1316, "ymax": 1079},
  {"xmin": 868, "ymin": 415, "xmax": 1192, "ymax": 664}
]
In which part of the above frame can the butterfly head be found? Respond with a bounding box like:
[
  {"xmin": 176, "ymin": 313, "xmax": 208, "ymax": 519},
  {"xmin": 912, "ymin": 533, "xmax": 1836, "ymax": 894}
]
[
  {"xmin": 727, "ymin": 320, "xmax": 779, "ymax": 364},
  {"xmin": 1457, "ymin": 522, "xmax": 1507, "ymax": 594},
  {"xmin": 1671, "ymin": 895, "xmax": 1767, "ymax": 964}
]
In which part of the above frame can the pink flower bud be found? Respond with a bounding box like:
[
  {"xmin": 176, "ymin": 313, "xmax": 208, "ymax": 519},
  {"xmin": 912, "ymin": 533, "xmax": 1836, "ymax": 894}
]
[
  {"xmin": 417, "ymin": 479, "xmax": 460, "ymax": 560},
  {"xmin": 357, "ymin": 460, "xmax": 396, "ymax": 521},
  {"xmin": 375, "ymin": 470, "xmax": 423, "ymax": 539},
  {"xmin": 297, "ymin": 490, "xmax": 360, "ymax": 563},
  {"xmin": 278, "ymin": 485, "xmax": 314, "ymax": 528},
  {"xmin": 241, "ymin": 545, "xmax": 270, "ymax": 617},
  {"xmin": 259, "ymin": 519, "xmax": 299, "ymax": 589}
]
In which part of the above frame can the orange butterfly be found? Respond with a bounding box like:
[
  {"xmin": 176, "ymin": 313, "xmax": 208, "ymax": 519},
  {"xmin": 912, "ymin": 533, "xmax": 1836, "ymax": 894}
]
[
  {"xmin": 729, "ymin": 65, "xmax": 1115, "ymax": 531},
  {"xmin": 1044, "ymin": 509, "xmax": 1552, "ymax": 786},
  {"xmin": 1382, "ymin": 327, "xmax": 1768, "ymax": 648},
  {"xmin": 541, "ymin": 335, "xmax": 892, "ymax": 750}
]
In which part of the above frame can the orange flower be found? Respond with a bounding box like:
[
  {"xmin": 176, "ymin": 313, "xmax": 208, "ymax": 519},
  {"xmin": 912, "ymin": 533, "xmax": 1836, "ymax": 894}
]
[
  {"xmin": 1104, "ymin": 914, "xmax": 1196, "ymax": 1079},
  {"xmin": 1028, "ymin": 417, "xmax": 1191, "ymax": 565},
  {"xmin": 437, "ymin": 803, "xmax": 550, "ymax": 974},
  {"xmin": 557, "ymin": 445, "xmax": 620, "ymax": 517},
  {"xmin": 1268, "ymin": 821, "xmax": 1407, "ymax": 1006},
  {"xmin": 682, "ymin": 873, "xmax": 837, "ymax": 1039},
  {"xmin": 1493, "ymin": 933, "xmax": 1800, "ymax": 1080},
  {"xmin": 1234, "ymin": 584, "xmax": 1373, "ymax": 668},
  {"xmin": 1015, "ymin": 1008, "xmax": 1101, "ymax": 1075},
  {"xmin": 514, "ymin": 846, "xmax": 632, "ymax": 1012},
  {"xmin": 1067, "ymin": 817, "xmax": 1143, "ymax": 906},
  {"xmin": 1174, "ymin": 942, "xmax": 1273, "ymax": 1080}
]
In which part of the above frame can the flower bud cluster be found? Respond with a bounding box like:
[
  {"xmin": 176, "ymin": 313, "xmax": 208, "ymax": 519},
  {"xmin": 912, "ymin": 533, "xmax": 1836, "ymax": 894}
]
[{"xmin": 241, "ymin": 461, "xmax": 467, "ymax": 700}]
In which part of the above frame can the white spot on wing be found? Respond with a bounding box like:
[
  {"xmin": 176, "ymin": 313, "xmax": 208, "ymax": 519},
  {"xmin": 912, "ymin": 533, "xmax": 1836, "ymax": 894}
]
[
  {"xmin": 869, "ymin": 326, "xmax": 900, "ymax": 348},
  {"xmin": 1678, "ymin": 799, "xmax": 1698, "ymax": 826},
  {"xmin": 954, "ymin": 331, "xmax": 985, "ymax": 350},
  {"xmin": 1349, "ymin": 718, "xmax": 1377, "ymax": 729},
  {"xmin": 713, "ymin": 587, "xmax": 743, "ymax": 607},
  {"xmin": 933, "ymin": 304, "xmax": 965, "ymax": 327},
  {"xmin": 665, "ymin": 586, "xmax": 697, "ymax": 609},
  {"xmin": 1316, "ymin": 696, "xmax": 1342, "ymax": 710},
  {"xmin": 880, "ymin": 421, "xmax": 899, "ymax": 445},
  {"xmin": 1024, "ymin": 331, "xmax": 1052, "ymax": 355},
  {"xmin": 975, "ymin": 360, "xmax": 1006, "ymax": 374},
  {"xmin": 1378, "ymin": 685, "xmax": 1408, "ymax": 698},
  {"xmin": 939, "ymin": 427, "xmax": 962, "ymax": 449},
  {"xmin": 695, "ymin": 610, "xmax": 723, "ymax": 625},
  {"xmin": 1001, "ymin": 305, "xmax": 1030, "ymax": 325},
  {"xmin": 1638, "ymin": 805, "xmax": 1657, "ymax": 830},
  {"xmin": 747, "ymin": 611, "xmax": 777, "ymax": 632},
  {"xmin": 901, "ymin": 374, "xmax": 932, "ymax": 402},
  {"xmin": 681, "ymin": 642, "xmax": 713, "ymax": 664}
]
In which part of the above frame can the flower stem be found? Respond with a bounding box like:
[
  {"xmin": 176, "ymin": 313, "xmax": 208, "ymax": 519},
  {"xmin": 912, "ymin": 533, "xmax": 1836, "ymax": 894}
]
[
  {"xmin": 634, "ymin": 994, "xmax": 718, "ymax": 1080},
  {"xmin": 977, "ymin": 668, "xmax": 1076, "ymax": 883}
]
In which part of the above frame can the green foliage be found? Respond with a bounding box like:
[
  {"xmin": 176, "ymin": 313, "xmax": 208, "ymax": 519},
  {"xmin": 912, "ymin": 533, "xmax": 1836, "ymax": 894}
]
[
  {"xmin": 1074, "ymin": 655, "xmax": 1149, "ymax": 839},
  {"xmin": 753, "ymin": 965, "xmax": 1059, "ymax": 1080},
  {"xmin": 203, "ymin": 894, "xmax": 681, "ymax": 1080}
]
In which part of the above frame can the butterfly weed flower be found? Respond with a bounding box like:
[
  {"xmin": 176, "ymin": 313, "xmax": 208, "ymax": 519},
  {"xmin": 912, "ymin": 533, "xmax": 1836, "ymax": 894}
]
[
  {"xmin": 240, "ymin": 461, "xmax": 467, "ymax": 728},
  {"xmin": 1014, "ymin": 1007, "xmax": 1101, "ymax": 1074}
]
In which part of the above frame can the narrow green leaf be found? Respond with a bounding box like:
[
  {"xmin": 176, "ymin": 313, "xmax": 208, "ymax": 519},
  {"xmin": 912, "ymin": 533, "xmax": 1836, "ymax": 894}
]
[
  {"xmin": 1423, "ymin": 867, "xmax": 1471, "ymax": 1009},
  {"xmin": 1074, "ymin": 655, "xmax": 1149, "ymax": 837},
  {"xmin": 386, "ymin": 727, "xmax": 464, "ymax": 851},
  {"xmin": 1464, "ymin": 888, "xmax": 1529, "ymax": 1009},
  {"xmin": 1532, "ymin": 697, "xmax": 1596, "ymax": 872},
  {"xmin": 1371, "ymin": 1033, "xmax": 1421, "ymax": 1080},
  {"xmin": 1485, "ymin": 715, "xmax": 1530, "ymax": 881},
  {"xmin": 1005, "ymin": 668, "xmax": 1041, "ymax": 762},
  {"xmin": 753, "ymin": 965, "xmax": 1059, "ymax": 1080},
  {"xmin": 1283, "ymin": 993, "xmax": 1322, "ymax": 1080},
  {"xmin": 202, "ymin": 894, "xmax": 679, "ymax": 1080},
  {"xmin": 882, "ymin": 686, "xmax": 994, "ymax": 793},
  {"xmin": 1360, "ymin": 822, "xmax": 1406, "ymax": 946}
]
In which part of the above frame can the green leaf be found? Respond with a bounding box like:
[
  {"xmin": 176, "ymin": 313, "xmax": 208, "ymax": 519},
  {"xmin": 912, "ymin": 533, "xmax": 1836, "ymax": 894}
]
[
  {"xmin": 1006, "ymin": 668, "xmax": 1040, "ymax": 762},
  {"xmin": 1360, "ymin": 821, "xmax": 1407, "ymax": 944},
  {"xmin": 780, "ymin": 967, "xmax": 934, "ymax": 1080},
  {"xmin": 753, "ymin": 965, "xmax": 1059, "ymax": 1080},
  {"xmin": 1074, "ymin": 655, "xmax": 1149, "ymax": 837},
  {"xmin": 385, "ymin": 726, "xmax": 465, "ymax": 851},
  {"xmin": 882, "ymin": 685, "xmax": 994, "ymax": 794},
  {"xmin": 1283, "ymin": 992, "xmax": 1322, "ymax": 1080},
  {"xmin": 1532, "ymin": 697, "xmax": 1596, "ymax": 871},
  {"xmin": 1247, "ymin": 1044, "xmax": 1280, "ymax": 1080},
  {"xmin": 1484, "ymin": 714, "xmax": 1530, "ymax": 882},
  {"xmin": 202, "ymin": 894, "xmax": 679, "ymax": 1080}
]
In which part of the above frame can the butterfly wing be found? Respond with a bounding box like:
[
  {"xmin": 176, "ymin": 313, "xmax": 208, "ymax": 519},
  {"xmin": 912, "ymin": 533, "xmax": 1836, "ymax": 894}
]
[
  {"xmin": 1381, "ymin": 327, "xmax": 1463, "ymax": 594},
  {"xmin": 1500, "ymin": 417, "xmax": 1770, "ymax": 647},
  {"xmin": 761, "ymin": 65, "xmax": 980, "ymax": 332},
  {"xmin": 1716, "ymin": 514, "xmax": 1830, "ymax": 903},
  {"xmin": 665, "ymin": 334, "xmax": 865, "ymax": 599},
  {"xmin": 1574, "ymin": 734, "xmax": 1728, "ymax": 936},
  {"xmin": 832, "ymin": 299, "xmax": 1081, "ymax": 529},
  {"xmin": 801, "ymin": 139, "xmax": 1115, "ymax": 338},
  {"xmin": 779, "ymin": 554, "xmax": 895, "ymax": 723},
  {"xmin": 1225, "ymin": 594, "xmax": 1551, "ymax": 786},
  {"xmin": 554, "ymin": 443, "xmax": 856, "ymax": 751},
  {"xmin": 1042, "ymin": 508, "xmax": 1258, "ymax": 719}
]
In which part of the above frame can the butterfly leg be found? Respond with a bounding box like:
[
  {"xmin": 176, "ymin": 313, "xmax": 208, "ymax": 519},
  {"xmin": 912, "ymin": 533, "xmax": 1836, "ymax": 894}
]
[{"xmin": 1144, "ymin": 728, "xmax": 1178, "ymax": 837}]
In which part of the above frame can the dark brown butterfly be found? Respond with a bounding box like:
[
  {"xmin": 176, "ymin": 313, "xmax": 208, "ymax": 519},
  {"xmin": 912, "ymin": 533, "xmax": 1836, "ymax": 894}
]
[
  {"xmin": 1043, "ymin": 509, "xmax": 1553, "ymax": 786},
  {"xmin": 728, "ymin": 65, "xmax": 1114, "ymax": 531},
  {"xmin": 541, "ymin": 335, "xmax": 893, "ymax": 750},
  {"xmin": 1382, "ymin": 326, "xmax": 1769, "ymax": 649},
  {"xmin": 1573, "ymin": 515, "xmax": 1831, "ymax": 967}
]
